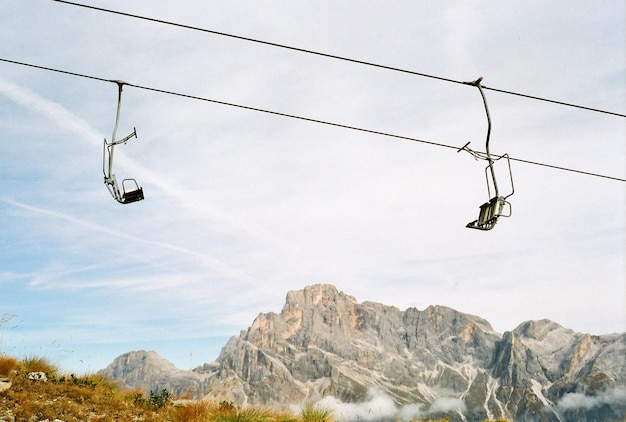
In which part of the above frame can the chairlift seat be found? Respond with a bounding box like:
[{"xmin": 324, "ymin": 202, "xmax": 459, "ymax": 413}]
[
  {"xmin": 122, "ymin": 187, "xmax": 144, "ymax": 204},
  {"xmin": 121, "ymin": 179, "xmax": 144, "ymax": 204},
  {"xmin": 466, "ymin": 196, "xmax": 509, "ymax": 231}
]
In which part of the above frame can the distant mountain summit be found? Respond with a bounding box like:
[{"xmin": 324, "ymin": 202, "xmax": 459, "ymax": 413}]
[{"xmin": 100, "ymin": 284, "xmax": 626, "ymax": 421}]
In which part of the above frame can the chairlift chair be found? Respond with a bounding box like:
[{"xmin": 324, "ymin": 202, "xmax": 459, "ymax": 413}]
[
  {"xmin": 103, "ymin": 81, "xmax": 144, "ymax": 204},
  {"xmin": 460, "ymin": 77, "xmax": 514, "ymax": 230}
]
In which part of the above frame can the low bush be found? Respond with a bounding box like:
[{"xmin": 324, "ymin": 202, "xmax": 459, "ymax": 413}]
[{"xmin": 133, "ymin": 388, "xmax": 173, "ymax": 409}]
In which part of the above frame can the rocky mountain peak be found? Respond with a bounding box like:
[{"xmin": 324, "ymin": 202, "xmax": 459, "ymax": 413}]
[
  {"xmin": 244, "ymin": 284, "xmax": 361, "ymax": 351},
  {"xmin": 513, "ymin": 318, "xmax": 569, "ymax": 340},
  {"xmin": 105, "ymin": 350, "xmax": 176, "ymax": 378},
  {"xmin": 284, "ymin": 283, "xmax": 357, "ymax": 309},
  {"xmin": 99, "ymin": 350, "xmax": 205, "ymax": 397},
  {"xmin": 101, "ymin": 284, "xmax": 626, "ymax": 422}
]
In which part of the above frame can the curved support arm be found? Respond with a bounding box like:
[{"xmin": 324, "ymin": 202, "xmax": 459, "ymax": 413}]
[{"xmin": 470, "ymin": 78, "xmax": 499, "ymax": 198}]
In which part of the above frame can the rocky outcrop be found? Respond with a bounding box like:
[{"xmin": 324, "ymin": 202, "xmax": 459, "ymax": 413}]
[
  {"xmin": 100, "ymin": 284, "xmax": 626, "ymax": 421},
  {"xmin": 98, "ymin": 350, "xmax": 209, "ymax": 398},
  {"xmin": 0, "ymin": 377, "xmax": 11, "ymax": 393}
]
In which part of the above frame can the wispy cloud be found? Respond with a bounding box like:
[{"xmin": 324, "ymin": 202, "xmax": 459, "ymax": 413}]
[
  {"xmin": 0, "ymin": 76, "xmax": 101, "ymax": 142},
  {"xmin": 0, "ymin": 196, "xmax": 250, "ymax": 287}
]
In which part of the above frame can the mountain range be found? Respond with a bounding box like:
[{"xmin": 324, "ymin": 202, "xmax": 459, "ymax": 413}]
[{"xmin": 99, "ymin": 284, "xmax": 626, "ymax": 421}]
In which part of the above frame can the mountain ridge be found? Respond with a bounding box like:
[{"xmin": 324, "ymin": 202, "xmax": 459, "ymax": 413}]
[{"xmin": 99, "ymin": 284, "xmax": 626, "ymax": 421}]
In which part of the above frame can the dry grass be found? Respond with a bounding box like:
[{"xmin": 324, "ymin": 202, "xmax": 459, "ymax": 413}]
[
  {"xmin": 301, "ymin": 403, "xmax": 334, "ymax": 422},
  {"xmin": 0, "ymin": 355, "xmax": 18, "ymax": 376},
  {"xmin": 173, "ymin": 400, "xmax": 215, "ymax": 421},
  {"xmin": 19, "ymin": 355, "xmax": 60, "ymax": 375}
]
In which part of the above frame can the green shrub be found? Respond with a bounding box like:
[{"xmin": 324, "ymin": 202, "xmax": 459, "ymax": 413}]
[
  {"xmin": 132, "ymin": 389, "xmax": 172, "ymax": 409},
  {"xmin": 150, "ymin": 388, "xmax": 172, "ymax": 408}
]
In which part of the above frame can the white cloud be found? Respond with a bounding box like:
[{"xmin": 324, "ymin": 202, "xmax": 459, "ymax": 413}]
[
  {"xmin": 318, "ymin": 393, "xmax": 397, "ymax": 421},
  {"xmin": 314, "ymin": 388, "xmax": 468, "ymax": 421},
  {"xmin": 316, "ymin": 388, "xmax": 420, "ymax": 421},
  {"xmin": 428, "ymin": 397, "xmax": 467, "ymax": 414},
  {"xmin": 556, "ymin": 387, "xmax": 626, "ymax": 412},
  {"xmin": 396, "ymin": 402, "xmax": 426, "ymax": 421}
]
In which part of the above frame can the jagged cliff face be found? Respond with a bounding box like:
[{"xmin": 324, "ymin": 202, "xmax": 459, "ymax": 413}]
[
  {"xmin": 203, "ymin": 285, "xmax": 502, "ymax": 410},
  {"xmin": 491, "ymin": 320, "xmax": 626, "ymax": 421},
  {"xmin": 100, "ymin": 284, "xmax": 626, "ymax": 422}
]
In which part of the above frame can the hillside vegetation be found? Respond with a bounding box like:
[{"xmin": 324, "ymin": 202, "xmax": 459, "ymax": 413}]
[
  {"xmin": 0, "ymin": 354, "xmax": 327, "ymax": 422},
  {"xmin": 0, "ymin": 355, "xmax": 509, "ymax": 422}
]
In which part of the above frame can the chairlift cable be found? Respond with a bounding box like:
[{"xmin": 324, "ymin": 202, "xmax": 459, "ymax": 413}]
[
  {"xmin": 1, "ymin": 57, "xmax": 624, "ymax": 183},
  {"xmin": 50, "ymin": 0, "xmax": 626, "ymax": 119}
]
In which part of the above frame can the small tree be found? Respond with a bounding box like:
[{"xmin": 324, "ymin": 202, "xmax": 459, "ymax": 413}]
[{"xmin": 148, "ymin": 389, "xmax": 172, "ymax": 409}]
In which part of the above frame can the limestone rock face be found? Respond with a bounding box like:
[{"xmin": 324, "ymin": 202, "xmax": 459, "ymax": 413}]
[
  {"xmin": 101, "ymin": 284, "xmax": 626, "ymax": 421},
  {"xmin": 492, "ymin": 320, "xmax": 626, "ymax": 421}
]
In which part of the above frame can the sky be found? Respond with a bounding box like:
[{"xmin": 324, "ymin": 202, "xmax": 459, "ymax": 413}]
[{"xmin": 0, "ymin": 0, "xmax": 624, "ymax": 375}]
